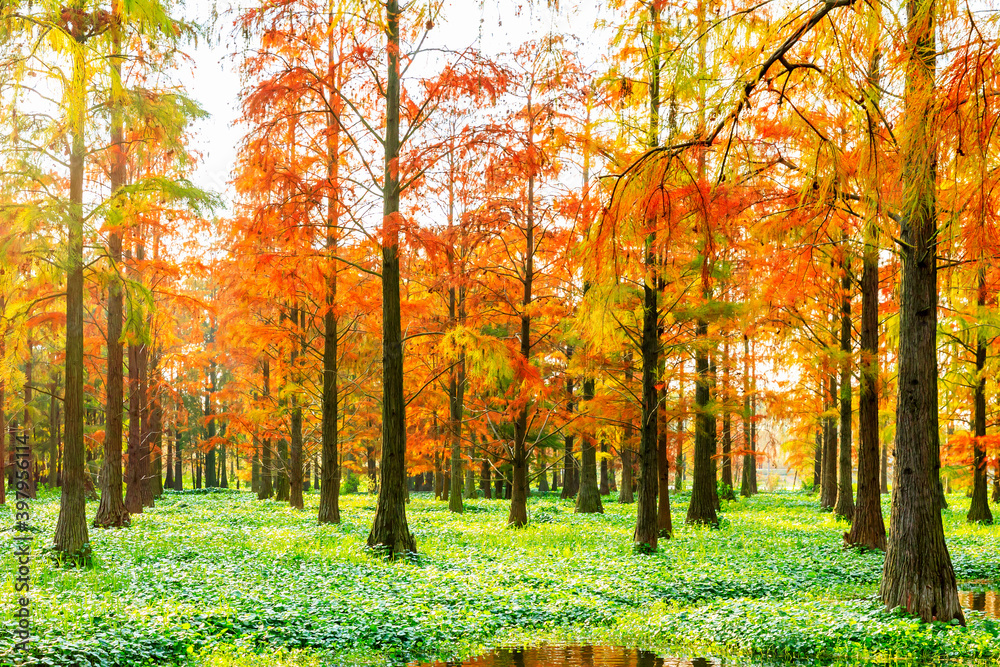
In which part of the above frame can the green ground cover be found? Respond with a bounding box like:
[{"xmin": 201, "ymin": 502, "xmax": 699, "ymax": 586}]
[{"xmin": 1, "ymin": 490, "xmax": 998, "ymax": 666}]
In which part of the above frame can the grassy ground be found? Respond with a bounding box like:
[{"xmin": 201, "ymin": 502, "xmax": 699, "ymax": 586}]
[{"xmin": 1, "ymin": 487, "xmax": 999, "ymax": 666}]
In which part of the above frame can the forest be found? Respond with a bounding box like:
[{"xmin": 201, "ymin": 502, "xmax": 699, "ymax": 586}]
[{"xmin": 1, "ymin": 0, "xmax": 1000, "ymax": 665}]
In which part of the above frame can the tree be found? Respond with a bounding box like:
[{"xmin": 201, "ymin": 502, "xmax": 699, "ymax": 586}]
[
  {"xmin": 368, "ymin": 0, "xmax": 416, "ymax": 554},
  {"xmin": 879, "ymin": 0, "xmax": 964, "ymax": 624}
]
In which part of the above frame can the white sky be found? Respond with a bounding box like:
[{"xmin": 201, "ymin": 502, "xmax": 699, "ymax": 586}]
[{"xmin": 178, "ymin": 0, "xmax": 607, "ymax": 213}]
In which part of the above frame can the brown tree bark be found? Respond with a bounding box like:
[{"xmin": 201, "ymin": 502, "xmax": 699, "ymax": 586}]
[
  {"xmin": 634, "ymin": 236, "xmax": 661, "ymax": 551},
  {"xmin": 820, "ymin": 373, "xmax": 838, "ymax": 509},
  {"xmin": 53, "ymin": 41, "xmax": 91, "ymax": 563},
  {"xmin": 741, "ymin": 334, "xmax": 756, "ymax": 498},
  {"xmin": 880, "ymin": 0, "xmax": 964, "ymax": 623},
  {"xmin": 619, "ymin": 353, "xmax": 635, "ymax": 504},
  {"xmin": 656, "ymin": 393, "xmax": 670, "ymax": 530},
  {"xmin": 258, "ymin": 362, "xmax": 273, "ymax": 499},
  {"xmin": 368, "ymin": 0, "xmax": 415, "ymax": 555},
  {"xmin": 687, "ymin": 319, "xmax": 718, "ymax": 526},
  {"xmin": 835, "ymin": 237, "xmax": 855, "ymax": 521},
  {"xmin": 0, "ymin": 294, "xmax": 5, "ymax": 505},
  {"xmin": 967, "ymin": 277, "xmax": 992, "ymax": 524},
  {"xmin": 576, "ymin": 377, "xmax": 603, "ymax": 514},
  {"xmin": 289, "ymin": 306, "xmax": 304, "ymax": 510},
  {"xmin": 560, "ymin": 371, "xmax": 578, "ymax": 499},
  {"xmin": 813, "ymin": 427, "xmax": 822, "ymax": 491},
  {"xmin": 846, "ymin": 164, "xmax": 886, "ymax": 549},
  {"xmin": 720, "ymin": 341, "xmax": 735, "ymax": 498}
]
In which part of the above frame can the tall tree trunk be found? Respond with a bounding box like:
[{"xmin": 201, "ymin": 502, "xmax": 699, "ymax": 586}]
[
  {"xmin": 0, "ymin": 295, "xmax": 5, "ymax": 505},
  {"xmin": 710, "ymin": 354, "xmax": 720, "ymax": 510},
  {"xmin": 259, "ymin": 362, "xmax": 273, "ymax": 499},
  {"xmin": 656, "ymin": 390, "xmax": 670, "ymax": 529},
  {"xmin": 150, "ymin": 388, "xmax": 163, "ymax": 499},
  {"xmin": 250, "ymin": 433, "xmax": 258, "ymax": 495},
  {"xmin": 275, "ymin": 438, "xmax": 289, "ymax": 501},
  {"xmin": 599, "ymin": 439, "xmax": 611, "ymax": 496},
  {"xmin": 881, "ymin": 439, "xmax": 889, "ymax": 494},
  {"xmin": 675, "ymin": 374, "xmax": 685, "ymax": 491},
  {"xmin": 289, "ymin": 306, "xmax": 304, "ymax": 510},
  {"xmin": 508, "ymin": 163, "xmax": 537, "ymax": 527},
  {"xmin": 480, "ymin": 458, "xmax": 492, "ymax": 499},
  {"xmin": 720, "ymin": 341, "xmax": 735, "ymax": 498},
  {"xmin": 847, "ymin": 93, "xmax": 886, "ymax": 547},
  {"xmin": 368, "ymin": 0, "xmax": 415, "ymax": 555},
  {"xmin": 173, "ymin": 429, "xmax": 183, "ymax": 490},
  {"xmin": 835, "ymin": 236, "xmax": 855, "ymax": 521},
  {"xmin": 203, "ymin": 361, "xmax": 218, "ymax": 489},
  {"xmin": 561, "ymin": 371, "xmax": 578, "ymax": 499},
  {"xmin": 23, "ymin": 340, "xmax": 36, "ymax": 499},
  {"xmin": 576, "ymin": 378, "xmax": 603, "ymax": 514},
  {"xmin": 687, "ymin": 319, "xmax": 718, "ymax": 525},
  {"xmin": 94, "ymin": 35, "xmax": 130, "ymax": 520},
  {"xmin": 741, "ymin": 335, "xmax": 756, "ymax": 498},
  {"xmin": 813, "ymin": 426, "xmax": 822, "ymax": 491},
  {"xmin": 967, "ymin": 273, "xmax": 992, "ymax": 524},
  {"xmin": 319, "ymin": 52, "xmax": 342, "ymax": 522},
  {"xmin": 47, "ymin": 379, "xmax": 58, "ymax": 486},
  {"xmin": 881, "ymin": 0, "xmax": 964, "ymax": 623},
  {"xmin": 53, "ymin": 41, "xmax": 91, "ymax": 562},
  {"xmin": 165, "ymin": 427, "xmax": 174, "ymax": 491},
  {"xmin": 635, "ymin": 228, "xmax": 661, "ymax": 550},
  {"xmin": 821, "ymin": 372, "xmax": 838, "ymax": 509}
]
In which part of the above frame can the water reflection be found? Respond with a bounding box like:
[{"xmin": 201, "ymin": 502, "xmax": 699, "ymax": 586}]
[
  {"xmin": 959, "ymin": 590, "xmax": 1000, "ymax": 618},
  {"xmin": 419, "ymin": 645, "xmax": 721, "ymax": 667}
]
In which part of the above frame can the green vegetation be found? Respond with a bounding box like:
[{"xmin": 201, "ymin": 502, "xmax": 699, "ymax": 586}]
[{"xmin": 2, "ymin": 490, "xmax": 998, "ymax": 666}]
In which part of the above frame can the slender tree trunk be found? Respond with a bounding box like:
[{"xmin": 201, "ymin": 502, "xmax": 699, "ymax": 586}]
[
  {"xmin": 275, "ymin": 438, "xmax": 289, "ymax": 501},
  {"xmin": 675, "ymin": 374, "xmax": 685, "ymax": 491},
  {"xmin": 289, "ymin": 306, "xmax": 304, "ymax": 510},
  {"xmin": 94, "ymin": 52, "xmax": 130, "ymax": 521},
  {"xmin": 599, "ymin": 440, "xmax": 610, "ymax": 495},
  {"xmin": 0, "ymin": 298, "xmax": 5, "ymax": 505},
  {"xmin": 821, "ymin": 372, "xmax": 838, "ymax": 509},
  {"xmin": 480, "ymin": 458, "xmax": 491, "ymax": 499},
  {"xmin": 47, "ymin": 379, "xmax": 57, "ymax": 486},
  {"xmin": 720, "ymin": 342, "xmax": 734, "ymax": 498},
  {"xmin": 150, "ymin": 391, "xmax": 163, "ymax": 499},
  {"xmin": 368, "ymin": 0, "xmax": 415, "ymax": 554},
  {"xmin": 813, "ymin": 426, "xmax": 822, "ymax": 491},
  {"xmin": 687, "ymin": 319, "xmax": 718, "ymax": 525},
  {"xmin": 741, "ymin": 335, "xmax": 755, "ymax": 498},
  {"xmin": 165, "ymin": 426, "xmax": 174, "ymax": 491},
  {"xmin": 23, "ymin": 341, "xmax": 36, "ymax": 500},
  {"xmin": 656, "ymin": 391, "xmax": 670, "ymax": 529},
  {"xmin": 881, "ymin": 439, "xmax": 889, "ymax": 494},
  {"xmin": 835, "ymin": 237, "xmax": 855, "ymax": 521},
  {"xmin": 318, "ymin": 40, "xmax": 343, "ymax": 521},
  {"xmin": 618, "ymin": 353, "xmax": 635, "ymax": 504},
  {"xmin": 574, "ymin": 354, "xmax": 605, "ymax": 504},
  {"xmin": 635, "ymin": 1, "xmax": 664, "ymax": 551},
  {"xmin": 635, "ymin": 230, "xmax": 661, "ymax": 549},
  {"xmin": 53, "ymin": 41, "xmax": 91, "ymax": 562},
  {"xmin": 967, "ymin": 278, "xmax": 992, "ymax": 523},
  {"xmin": 881, "ymin": 0, "xmax": 964, "ymax": 623},
  {"xmin": 203, "ymin": 361, "xmax": 218, "ymax": 490},
  {"xmin": 847, "ymin": 107, "xmax": 886, "ymax": 547},
  {"xmin": 576, "ymin": 376, "xmax": 603, "ymax": 514},
  {"xmin": 259, "ymin": 362, "xmax": 273, "ymax": 499},
  {"xmin": 250, "ymin": 434, "xmax": 258, "ymax": 495},
  {"xmin": 508, "ymin": 164, "xmax": 537, "ymax": 527},
  {"xmin": 561, "ymin": 371, "xmax": 578, "ymax": 499}
]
